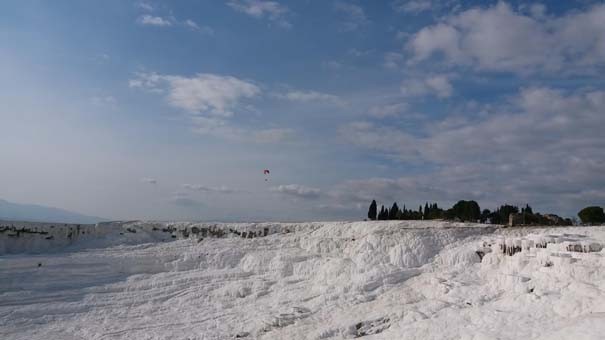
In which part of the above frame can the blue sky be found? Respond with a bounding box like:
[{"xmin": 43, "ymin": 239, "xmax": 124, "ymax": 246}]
[{"xmin": 1, "ymin": 0, "xmax": 604, "ymax": 221}]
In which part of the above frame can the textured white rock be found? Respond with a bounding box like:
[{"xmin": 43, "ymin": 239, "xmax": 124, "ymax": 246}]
[{"xmin": 1, "ymin": 221, "xmax": 604, "ymax": 339}]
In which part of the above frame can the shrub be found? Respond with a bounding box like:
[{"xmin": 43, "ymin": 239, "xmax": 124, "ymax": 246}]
[{"xmin": 578, "ymin": 206, "xmax": 605, "ymax": 225}]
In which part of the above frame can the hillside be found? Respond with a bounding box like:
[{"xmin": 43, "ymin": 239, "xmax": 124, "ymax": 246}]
[
  {"xmin": 1, "ymin": 221, "xmax": 604, "ymax": 339},
  {"xmin": 0, "ymin": 199, "xmax": 105, "ymax": 224}
]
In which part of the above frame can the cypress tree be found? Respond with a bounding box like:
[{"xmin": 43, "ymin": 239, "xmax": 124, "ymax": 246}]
[
  {"xmin": 379, "ymin": 205, "xmax": 386, "ymax": 220},
  {"xmin": 524, "ymin": 204, "xmax": 533, "ymax": 215},
  {"xmin": 424, "ymin": 202, "xmax": 429, "ymax": 219},
  {"xmin": 389, "ymin": 202, "xmax": 399, "ymax": 220},
  {"xmin": 368, "ymin": 200, "xmax": 377, "ymax": 220}
]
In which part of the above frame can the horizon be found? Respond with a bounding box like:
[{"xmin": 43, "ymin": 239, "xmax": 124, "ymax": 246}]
[
  {"xmin": 2, "ymin": 0, "xmax": 604, "ymax": 221},
  {"xmin": 0, "ymin": 194, "xmax": 588, "ymax": 223}
]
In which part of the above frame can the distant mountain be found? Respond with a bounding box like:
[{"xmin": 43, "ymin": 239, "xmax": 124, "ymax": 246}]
[{"xmin": 0, "ymin": 199, "xmax": 106, "ymax": 224}]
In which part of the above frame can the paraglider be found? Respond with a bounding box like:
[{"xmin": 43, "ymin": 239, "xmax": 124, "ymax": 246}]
[{"xmin": 263, "ymin": 169, "xmax": 270, "ymax": 181}]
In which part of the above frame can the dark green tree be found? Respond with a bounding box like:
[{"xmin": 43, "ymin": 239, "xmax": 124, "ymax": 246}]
[
  {"xmin": 447, "ymin": 200, "xmax": 481, "ymax": 222},
  {"xmin": 578, "ymin": 206, "xmax": 605, "ymax": 225},
  {"xmin": 368, "ymin": 200, "xmax": 377, "ymax": 220},
  {"xmin": 521, "ymin": 204, "xmax": 533, "ymax": 215},
  {"xmin": 480, "ymin": 209, "xmax": 491, "ymax": 223},
  {"xmin": 378, "ymin": 205, "xmax": 387, "ymax": 220},
  {"xmin": 496, "ymin": 204, "xmax": 519, "ymax": 225},
  {"xmin": 487, "ymin": 204, "xmax": 519, "ymax": 225},
  {"xmin": 427, "ymin": 203, "xmax": 443, "ymax": 219},
  {"xmin": 389, "ymin": 202, "xmax": 400, "ymax": 220}
]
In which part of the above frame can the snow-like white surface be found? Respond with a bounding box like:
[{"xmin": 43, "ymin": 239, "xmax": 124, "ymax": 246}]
[{"xmin": 1, "ymin": 221, "xmax": 604, "ymax": 339}]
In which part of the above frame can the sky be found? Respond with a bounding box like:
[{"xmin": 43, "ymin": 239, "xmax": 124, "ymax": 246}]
[{"xmin": 1, "ymin": 0, "xmax": 604, "ymax": 221}]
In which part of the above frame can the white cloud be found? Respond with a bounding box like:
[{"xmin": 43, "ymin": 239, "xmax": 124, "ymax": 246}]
[
  {"xmin": 407, "ymin": 2, "xmax": 605, "ymax": 74},
  {"xmin": 401, "ymin": 74, "xmax": 453, "ymax": 98},
  {"xmin": 252, "ymin": 128, "xmax": 295, "ymax": 143},
  {"xmin": 314, "ymin": 202, "xmax": 363, "ymax": 215},
  {"xmin": 91, "ymin": 96, "xmax": 117, "ymax": 107},
  {"xmin": 329, "ymin": 177, "xmax": 457, "ymax": 208},
  {"xmin": 141, "ymin": 178, "xmax": 157, "ymax": 184},
  {"xmin": 349, "ymin": 87, "xmax": 605, "ymax": 164},
  {"xmin": 136, "ymin": 9, "xmax": 212, "ymax": 34},
  {"xmin": 280, "ymin": 90, "xmax": 344, "ymax": 106},
  {"xmin": 187, "ymin": 117, "xmax": 293, "ymax": 143},
  {"xmin": 340, "ymin": 86, "xmax": 605, "ymax": 215},
  {"xmin": 392, "ymin": 0, "xmax": 432, "ymax": 14},
  {"xmin": 321, "ymin": 60, "xmax": 344, "ymax": 70},
  {"xmin": 395, "ymin": 30, "xmax": 410, "ymax": 41},
  {"xmin": 339, "ymin": 121, "xmax": 419, "ymax": 161},
  {"xmin": 129, "ymin": 72, "xmax": 292, "ymax": 142},
  {"xmin": 137, "ymin": 15, "xmax": 172, "ymax": 26},
  {"xmin": 183, "ymin": 19, "xmax": 199, "ymax": 29},
  {"xmin": 271, "ymin": 184, "xmax": 321, "ymax": 199},
  {"xmin": 367, "ymin": 103, "xmax": 408, "ymax": 118},
  {"xmin": 424, "ymin": 75, "xmax": 453, "ymax": 98},
  {"xmin": 130, "ymin": 72, "xmax": 260, "ymax": 117},
  {"xmin": 227, "ymin": 0, "xmax": 291, "ymax": 28},
  {"xmin": 183, "ymin": 19, "xmax": 214, "ymax": 35},
  {"xmin": 169, "ymin": 192, "xmax": 205, "ymax": 208},
  {"xmin": 137, "ymin": 2, "xmax": 154, "ymax": 12},
  {"xmin": 188, "ymin": 116, "xmax": 233, "ymax": 136},
  {"xmin": 166, "ymin": 74, "xmax": 259, "ymax": 116},
  {"xmin": 182, "ymin": 184, "xmax": 238, "ymax": 194},
  {"xmin": 348, "ymin": 48, "xmax": 373, "ymax": 57},
  {"xmin": 129, "ymin": 73, "xmax": 296, "ymax": 143},
  {"xmin": 334, "ymin": 1, "xmax": 369, "ymax": 31},
  {"xmin": 408, "ymin": 23, "xmax": 462, "ymax": 62},
  {"xmin": 384, "ymin": 52, "xmax": 404, "ymax": 69},
  {"xmin": 455, "ymin": 87, "xmax": 604, "ymax": 156},
  {"xmin": 529, "ymin": 3, "xmax": 546, "ymax": 19},
  {"xmin": 94, "ymin": 53, "xmax": 111, "ymax": 64}
]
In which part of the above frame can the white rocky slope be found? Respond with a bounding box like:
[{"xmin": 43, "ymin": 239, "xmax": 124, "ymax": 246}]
[{"xmin": 1, "ymin": 221, "xmax": 604, "ymax": 339}]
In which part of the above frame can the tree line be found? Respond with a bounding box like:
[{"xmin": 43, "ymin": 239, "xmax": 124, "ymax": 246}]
[
  {"xmin": 367, "ymin": 199, "xmax": 605, "ymax": 226},
  {"xmin": 369, "ymin": 201, "xmax": 445, "ymax": 221}
]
